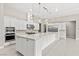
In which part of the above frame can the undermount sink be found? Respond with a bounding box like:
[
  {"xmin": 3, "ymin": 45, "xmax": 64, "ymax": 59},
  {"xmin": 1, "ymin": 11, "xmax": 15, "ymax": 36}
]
[
  {"xmin": 25, "ymin": 31, "xmax": 37, "ymax": 34},
  {"xmin": 26, "ymin": 32, "xmax": 36, "ymax": 34},
  {"xmin": 25, "ymin": 30, "xmax": 38, "ymax": 34}
]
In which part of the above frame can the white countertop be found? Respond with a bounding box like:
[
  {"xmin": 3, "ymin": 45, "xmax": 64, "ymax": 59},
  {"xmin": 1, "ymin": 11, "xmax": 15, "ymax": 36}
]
[{"xmin": 16, "ymin": 31, "xmax": 58, "ymax": 40}]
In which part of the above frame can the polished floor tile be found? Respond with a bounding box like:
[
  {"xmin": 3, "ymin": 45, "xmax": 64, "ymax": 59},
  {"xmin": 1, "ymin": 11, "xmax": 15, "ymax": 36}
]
[
  {"xmin": 43, "ymin": 39, "xmax": 79, "ymax": 56},
  {"xmin": 0, "ymin": 39, "xmax": 79, "ymax": 56}
]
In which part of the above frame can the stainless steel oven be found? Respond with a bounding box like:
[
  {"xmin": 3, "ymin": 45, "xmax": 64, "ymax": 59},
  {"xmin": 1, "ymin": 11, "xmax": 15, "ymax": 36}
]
[{"xmin": 5, "ymin": 27, "xmax": 15, "ymax": 41}]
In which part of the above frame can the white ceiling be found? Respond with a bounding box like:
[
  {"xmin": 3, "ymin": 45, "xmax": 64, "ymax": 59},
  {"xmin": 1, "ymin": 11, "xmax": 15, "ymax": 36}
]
[{"xmin": 4, "ymin": 3, "xmax": 79, "ymax": 19}]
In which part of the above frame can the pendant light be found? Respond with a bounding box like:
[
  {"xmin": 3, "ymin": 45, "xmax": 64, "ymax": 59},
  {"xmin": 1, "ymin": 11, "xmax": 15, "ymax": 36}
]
[
  {"xmin": 27, "ymin": 3, "xmax": 33, "ymax": 24},
  {"xmin": 38, "ymin": 3, "xmax": 42, "ymax": 23}
]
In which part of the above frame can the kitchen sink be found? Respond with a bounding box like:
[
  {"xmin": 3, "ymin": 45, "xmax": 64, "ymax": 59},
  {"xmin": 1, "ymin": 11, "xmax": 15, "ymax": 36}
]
[{"xmin": 25, "ymin": 32, "xmax": 36, "ymax": 34}]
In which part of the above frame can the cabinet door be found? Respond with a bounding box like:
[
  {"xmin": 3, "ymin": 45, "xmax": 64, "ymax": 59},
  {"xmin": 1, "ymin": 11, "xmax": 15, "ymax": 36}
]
[
  {"xmin": 24, "ymin": 20, "xmax": 27, "ymax": 30},
  {"xmin": 16, "ymin": 37, "xmax": 28, "ymax": 55},
  {"xmin": 58, "ymin": 23, "xmax": 66, "ymax": 40},
  {"xmin": 17, "ymin": 20, "xmax": 22, "ymax": 30},
  {"xmin": 20, "ymin": 38, "xmax": 35, "ymax": 56},
  {"xmin": 27, "ymin": 39, "xmax": 35, "ymax": 56},
  {"xmin": 22, "ymin": 20, "xmax": 27, "ymax": 30},
  {"xmin": 20, "ymin": 20, "xmax": 25, "ymax": 30},
  {"xmin": 4, "ymin": 16, "xmax": 16, "ymax": 27},
  {"xmin": 16, "ymin": 36, "xmax": 35, "ymax": 56},
  {"xmin": 4, "ymin": 16, "xmax": 11, "ymax": 27},
  {"xmin": 15, "ymin": 19, "xmax": 26, "ymax": 30},
  {"xmin": 15, "ymin": 19, "xmax": 20, "ymax": 30},
  {"xmin": 19, "ymin": 20, "xmax": 27, "ymax": 30},
  {"xmin": 4, "ymin": 16, "xmax": 27, "ymax": 30},
  {"xmin": 10, "ymin": 17, "xmax": 16, "ymax": 27}
]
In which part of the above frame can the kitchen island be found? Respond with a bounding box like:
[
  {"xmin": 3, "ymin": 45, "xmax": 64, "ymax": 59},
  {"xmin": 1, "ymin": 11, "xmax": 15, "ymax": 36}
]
[{"xmin": 16, "ymin": 31, "xmax": 58, "ymax": 56}]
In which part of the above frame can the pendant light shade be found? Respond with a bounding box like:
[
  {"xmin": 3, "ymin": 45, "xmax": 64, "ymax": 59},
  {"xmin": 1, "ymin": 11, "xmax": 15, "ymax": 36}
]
[{"xmin": 27, "ymin": 9, "xmax": 33, "ymax": 24}]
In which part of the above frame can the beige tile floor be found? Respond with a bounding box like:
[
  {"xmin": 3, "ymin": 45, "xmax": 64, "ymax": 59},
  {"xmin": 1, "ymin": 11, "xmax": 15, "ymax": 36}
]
[
  {"xmin": 0, "ymin": 39, "xmax": 79, "ymax": 56},
  {"xmin": 43, "ymin": 39, "xmax": 79, "ymax": 56},
  {"xmin": 0, "ymin": 44, "xmax": 23, "ymax": 56}
]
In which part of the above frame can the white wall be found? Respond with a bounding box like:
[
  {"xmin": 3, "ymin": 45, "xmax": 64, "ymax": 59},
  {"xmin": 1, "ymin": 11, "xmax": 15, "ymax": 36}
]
[{"xmin": 0, "ymin": 4, "xmax": 5, "ymax": 48}]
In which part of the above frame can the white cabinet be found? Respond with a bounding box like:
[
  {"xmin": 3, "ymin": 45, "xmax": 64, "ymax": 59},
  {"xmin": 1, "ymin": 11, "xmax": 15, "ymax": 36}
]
[
  {"xmin": 4, "ymin": 16, "xmax": 27, "ymax": 30},
  {"xmin": 16, "ymin": 33, "xmax": 57, "ymax": 56},
  {"xmin": 15, "ymin": 19, "xmax": 27, "ymax": 30},
  {"xmin": 58, "ymin": 23, "xmax": 66, "ymax": 40},
  {"xmin": 10, "ymin": 17, "xmax": 16, "ymax": 27},
  {"xmin": 4, "ymin": 16, "xmax": 16, "ymax": 27},
  {"xmin": 15, "ymin": 19, "xmax": 19, "ymax": 30},
  {"xmin": 21, "ymin": 20, "xmax": 27, "ymax": 30},
  {"xmin": 4, "ymin": 16, "xmax": 40, "ymax": 30},
  {"xmin": 4, "ymin": 16, "xmax": 11, "ymax": 27},
  {"xmin": 14, "ymin": 19, "xmax": 19, "ymax": 30},
  {"xmin": 18, "ymin": 20, "xmax": 25, "ymax": 30},
  {"xmin": 16, "ymin": 36, "xmax": 35, "ymax": 56}
]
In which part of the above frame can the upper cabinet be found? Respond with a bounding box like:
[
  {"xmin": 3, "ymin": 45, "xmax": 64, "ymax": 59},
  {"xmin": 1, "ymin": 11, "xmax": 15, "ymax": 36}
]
[
  {"xmin": 10, "ymin": 17, "xmax": 16, "ymax": 27},
  {"xmin": 4, "ymin": 16, "xmax": 17, "ymax": 27},
  {"xmin": 4, "ymin": 16, "xmax": 27, "ymax": 30},
  {"xmin": 15, "ymin": 19, "xmax": 27, "ymax": 30},
  {"xmin": 4, "ymin": 16, "xmax": 11, "ymax": 27},
  {"xmin": 4, "ymin": 16, "xmax": 39, "ymax": 30}
]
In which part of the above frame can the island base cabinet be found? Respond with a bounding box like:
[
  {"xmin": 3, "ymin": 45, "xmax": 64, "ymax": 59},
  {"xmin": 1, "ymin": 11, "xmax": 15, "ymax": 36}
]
[{"xmin": 16, "ymin": 36, "xmax": 35, "ymax": 56}]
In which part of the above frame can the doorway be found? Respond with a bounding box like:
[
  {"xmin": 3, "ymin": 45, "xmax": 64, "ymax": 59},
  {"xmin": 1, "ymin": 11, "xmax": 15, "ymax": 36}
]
[{"xmin": 66, "ymin": 21, "xmax": 76, "ymax": 40}]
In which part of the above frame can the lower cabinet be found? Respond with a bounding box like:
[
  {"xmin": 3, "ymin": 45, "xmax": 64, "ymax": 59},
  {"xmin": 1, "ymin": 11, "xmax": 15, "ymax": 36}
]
[{"xmin": 16, "ymin": 36, "xmax": 35, "ymax": 56}]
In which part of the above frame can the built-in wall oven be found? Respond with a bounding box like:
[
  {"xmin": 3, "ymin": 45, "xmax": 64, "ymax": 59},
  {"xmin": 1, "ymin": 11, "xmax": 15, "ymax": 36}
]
[{"xmin": 5, "ymin": 27, "xmax": 15, "ymax": 41}]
